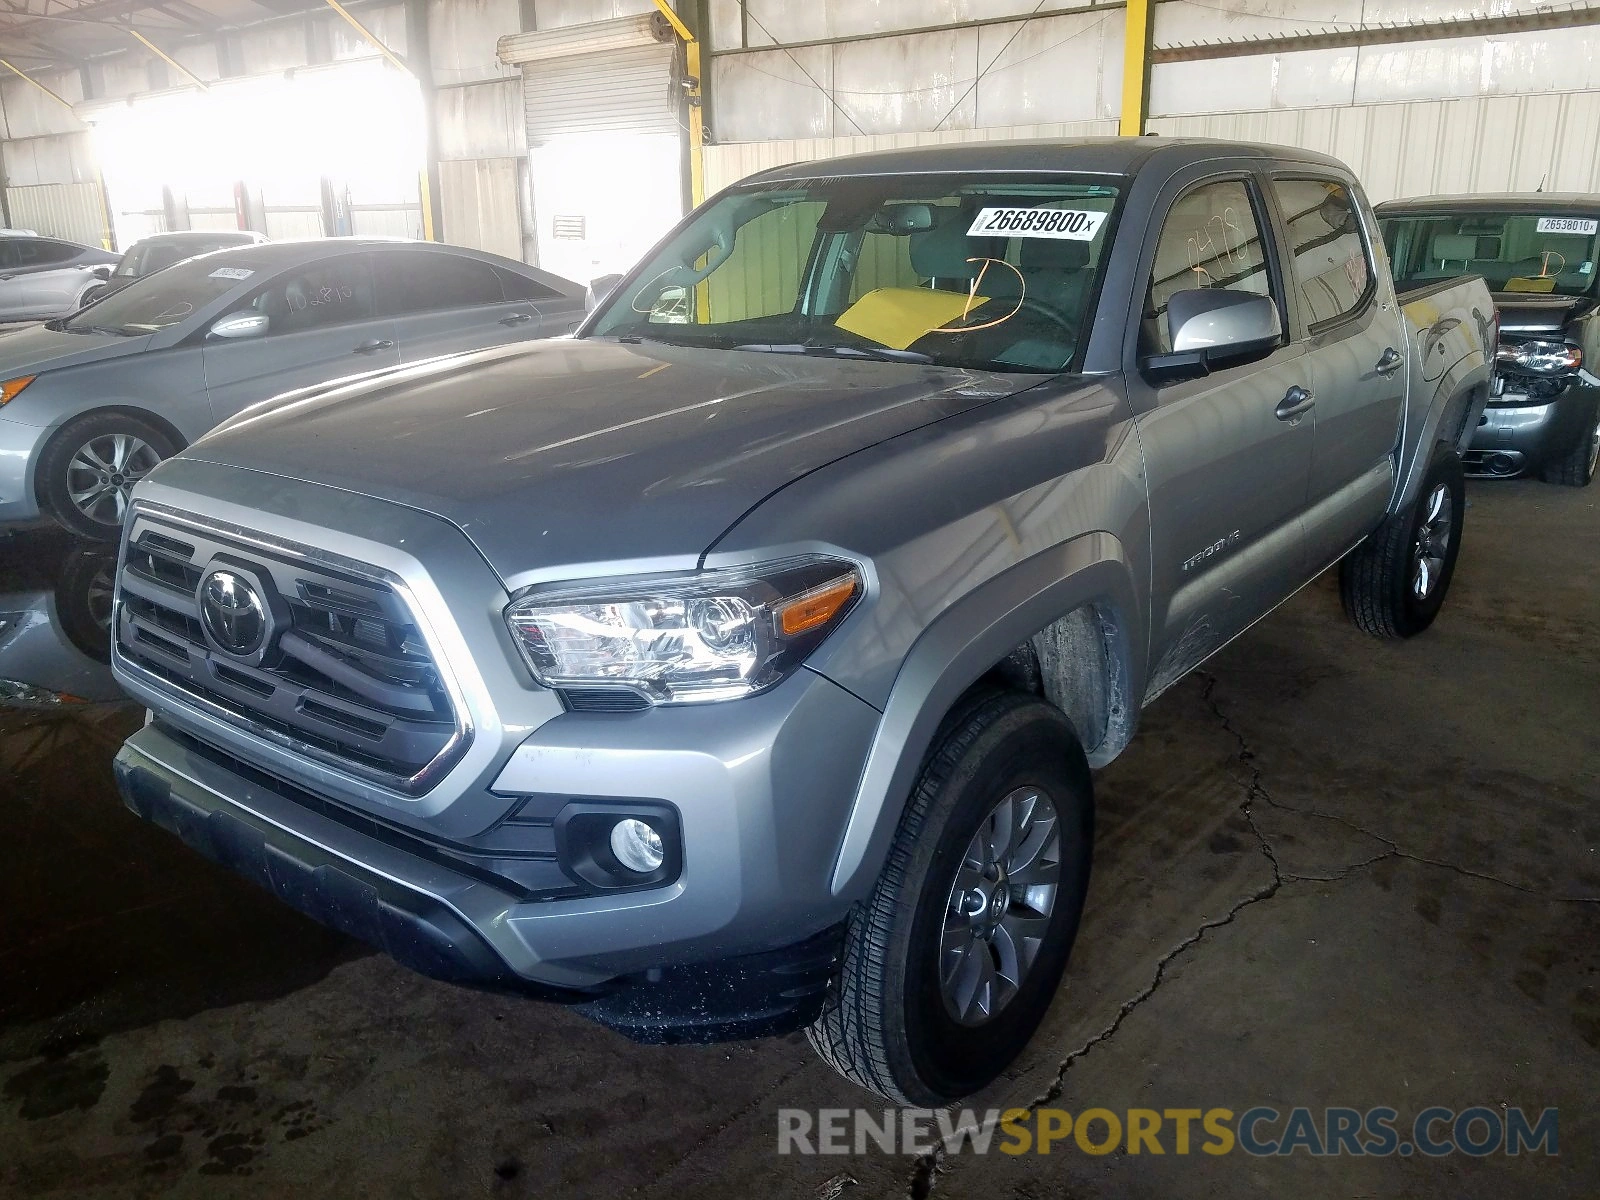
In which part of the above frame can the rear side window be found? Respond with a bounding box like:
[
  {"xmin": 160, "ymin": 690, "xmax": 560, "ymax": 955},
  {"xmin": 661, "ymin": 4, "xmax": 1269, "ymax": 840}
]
[
  {"xmin": 496, "ymin": 266, "xmax": 561, "ymax": 301},
  {"xmin": 1144, "ymin": 179, "xmax": 1277, "ymax": 355},
  {"xmin": 14, "ymin": 238, "xmax": 81, "ymax": 266},
  {"xmin": 1270, "ymin": 178, "xmax": 1373, "ymax": 330},
  {"xmin": 372, "ymin": 251, "xmax": 504, "ymax": 316}
]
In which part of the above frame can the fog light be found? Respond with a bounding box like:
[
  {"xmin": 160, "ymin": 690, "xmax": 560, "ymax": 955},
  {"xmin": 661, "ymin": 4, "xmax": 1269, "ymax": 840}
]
[{"xmin": 610, "ymin": 818, "xmax": 665, "ymax": 874}]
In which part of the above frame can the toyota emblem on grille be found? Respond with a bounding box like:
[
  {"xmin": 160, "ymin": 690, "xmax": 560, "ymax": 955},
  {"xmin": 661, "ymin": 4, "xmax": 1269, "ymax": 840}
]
[{"xmin": 200, "ymin": 570, "xmax": 268, "ymax": 657}]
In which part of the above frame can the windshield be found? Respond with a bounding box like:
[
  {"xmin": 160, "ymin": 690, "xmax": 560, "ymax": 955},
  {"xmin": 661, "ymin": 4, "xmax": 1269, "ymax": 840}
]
[
  {"xmin": 1380, "ymin": 210, "xmax": 1599, "ymax": 297},
  {"xmin": 587, "ymin": 173, "xmax": 1123, "ymax": 373},
  {"xmin": 114, "ymin": 236, "xmax": 254, "ymax": 278},
  {"xmin": 65, "ymin": 255, "xmax": 262, "ymax": 334}
]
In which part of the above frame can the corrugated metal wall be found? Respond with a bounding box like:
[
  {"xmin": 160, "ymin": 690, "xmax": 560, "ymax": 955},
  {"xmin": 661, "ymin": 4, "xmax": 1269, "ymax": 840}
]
[
  {"xmin": 704, "ymin": 90, "xmax": 1600, "ymax": 206},
  {"xmin": 440, "ymin": 157, "xmax": 524, "ymax": 261},
  {"xmin": 703, "ymin": 119, "xmax": 1119, "ymax": 194},
  {"xmin": 1147, "ymin": 90, "xmax": 1600, "ymax": 203},
  {"xmin": 4, "ymin": 182, "xmax": 110, "ymax": 247}
]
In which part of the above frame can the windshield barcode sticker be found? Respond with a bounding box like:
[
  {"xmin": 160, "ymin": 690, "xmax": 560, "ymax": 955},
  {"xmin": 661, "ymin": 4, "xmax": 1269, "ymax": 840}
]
[
  {"xmin": 1535, "ymin": 217, "xmax": 1598, "ymax": 235},
  {"xmin": 209, "ymin": 267, "xmax": 254, "ymax": 280},
  {"xmin": 967, "ymin": 207, "xmax": 1106, "ymax": 241}
]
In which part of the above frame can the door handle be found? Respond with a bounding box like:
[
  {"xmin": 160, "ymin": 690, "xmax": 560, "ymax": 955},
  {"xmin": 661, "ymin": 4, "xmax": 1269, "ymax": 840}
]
[
  {"xmin": 1375, "ymin": 347, "xmax": 1403, "ymax": 376},
  {"xmin": 1275, "ymin": 385, "xmax": 1316, "ymax": 422},
  {"xmin": 353, "ymin": 338, "xmax": 394, "ymax": 354},
  {"xmin": 499, "ymin": 312, "xmax": 534, "ymax": 326}
]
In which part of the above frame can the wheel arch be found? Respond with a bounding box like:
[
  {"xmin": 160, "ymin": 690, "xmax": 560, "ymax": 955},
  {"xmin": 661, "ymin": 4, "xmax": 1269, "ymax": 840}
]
[
  {"xmin": 32, "ymin": 404, "xmax": 190, "ymax": 506},
  {"xmin": 827, "ymin": 530, "xmax": 1144, "ymax": 900}
]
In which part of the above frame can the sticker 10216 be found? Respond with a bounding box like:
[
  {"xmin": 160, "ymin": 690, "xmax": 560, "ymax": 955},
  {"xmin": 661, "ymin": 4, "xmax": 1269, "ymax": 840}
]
[{"xmin": 967, "ymin": 207, "xmax": 1107, "ymax": 241}]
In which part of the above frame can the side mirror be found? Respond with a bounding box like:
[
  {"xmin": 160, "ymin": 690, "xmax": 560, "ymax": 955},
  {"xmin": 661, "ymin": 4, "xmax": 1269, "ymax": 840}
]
[
  {"xmin": 585, "ymin": 273, "xmax": 624, "ymax": 314},
  {"xmin": 1141, "ymin": 288, "xmax": 1283, "ymax": 380},
  {"xmin": 208, "ymin": 311, "xmax": 269, "ymax": 340},
  {"xmin": 91, "ymin": 265, "xmax": 112, "ymax": 280}
]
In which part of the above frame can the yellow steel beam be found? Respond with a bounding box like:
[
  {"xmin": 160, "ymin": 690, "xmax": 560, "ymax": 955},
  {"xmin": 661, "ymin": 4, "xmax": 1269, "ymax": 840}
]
[
  {"xmin": 323, "ymin": 0, "xmax": 411, "ymax": 76},
  {"xmin": 124, "ymin": 25, "xmax": 209, "ymax": 90},
  {"xmin": 649, "ymin": 0, "xmax": 704, "ymax": 206},
  {"xmin": 1119, "ymin": 0, "xmax": 1152, "ymax": 136},
  {"xmin": 0, "ymin": 58, "xmax": 72, "ymax": 108}
]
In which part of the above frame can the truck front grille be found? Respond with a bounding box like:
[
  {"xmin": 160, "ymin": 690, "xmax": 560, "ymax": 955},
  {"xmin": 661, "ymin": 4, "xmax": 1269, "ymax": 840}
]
[{"xmin": 114, "ymin": 511, "xmax": 466, "ymax": 789}]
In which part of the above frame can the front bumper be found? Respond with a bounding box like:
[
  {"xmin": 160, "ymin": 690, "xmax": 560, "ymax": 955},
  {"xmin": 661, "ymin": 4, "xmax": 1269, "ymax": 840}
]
[
  {"xmin": 115, "ymin": 634, "xmax": 880, "ymax": 1032},
  {"xmin": 1467, "ymin": 379, "xmax": 1599, "ymax": 476},
  {"xmin": 0, "ymin": 416, "xmax": 43, "ymax": 523}
]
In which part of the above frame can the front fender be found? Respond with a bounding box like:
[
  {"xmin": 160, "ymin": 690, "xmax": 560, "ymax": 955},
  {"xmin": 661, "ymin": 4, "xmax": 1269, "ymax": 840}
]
[{"xmin": 826, "ymin": 530, "xmax": 1143, "ymax": 899}]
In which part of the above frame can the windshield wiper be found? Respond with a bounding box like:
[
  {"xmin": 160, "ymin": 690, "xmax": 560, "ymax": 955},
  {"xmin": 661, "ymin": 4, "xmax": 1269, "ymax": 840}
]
[{"xmin": 733, "ymin": 342, "xmax": 934, "ymax": 364}]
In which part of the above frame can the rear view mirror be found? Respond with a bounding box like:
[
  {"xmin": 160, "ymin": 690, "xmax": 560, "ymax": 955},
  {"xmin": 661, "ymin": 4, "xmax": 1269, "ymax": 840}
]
[
  {"xmin": 208, "ymin": 311, "xmax": 269, "ymax": 340},
  {"xmin": 1141, "ymin": 288, "xmax": 1283, "ymax": 380},
  {"xmin": 585, "ymin": 273, "xmax": 624, "ymax": 314}
]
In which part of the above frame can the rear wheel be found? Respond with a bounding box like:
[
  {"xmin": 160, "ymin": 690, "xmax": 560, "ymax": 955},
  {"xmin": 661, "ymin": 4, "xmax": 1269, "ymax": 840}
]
[
  {"xmin": 1340, "ymin": 446, "xmax": 1465, "ymax": 639},
  {"xmin": 1539, "ymin": 401, "xmax": 1600, "ymax": 487},
  {"xmin": 807, "ymin": 691, "xmax": 1094, "ymax": 1104},
  {"xmin": 37, "ymin": 412, "xmax": 176, "ymax": 540}
]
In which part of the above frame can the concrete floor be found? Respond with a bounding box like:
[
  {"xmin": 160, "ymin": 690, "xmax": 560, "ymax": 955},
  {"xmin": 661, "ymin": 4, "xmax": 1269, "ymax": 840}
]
[{"xmin": 0, "ymin": 478, "xmax": 1595, "ymax": 1199}]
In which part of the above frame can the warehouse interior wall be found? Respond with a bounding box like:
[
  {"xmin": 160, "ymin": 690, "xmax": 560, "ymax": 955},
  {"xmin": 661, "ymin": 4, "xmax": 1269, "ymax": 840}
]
[{"xmin": 2, "ymin": 0, "xmax": 1600, "ymax": 270}]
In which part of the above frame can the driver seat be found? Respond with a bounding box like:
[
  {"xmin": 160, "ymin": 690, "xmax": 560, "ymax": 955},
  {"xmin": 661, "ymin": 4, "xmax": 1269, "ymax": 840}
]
[{"xmin": 1018, "ymin": 238, "xmax": 1092, "ymax": 320}]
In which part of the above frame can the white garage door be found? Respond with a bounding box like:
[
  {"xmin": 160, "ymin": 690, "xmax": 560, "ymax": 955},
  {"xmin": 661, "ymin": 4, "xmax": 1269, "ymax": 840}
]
[{"xmin": 500, "ymin": 13, "xmax": 685, "ymax": 284}]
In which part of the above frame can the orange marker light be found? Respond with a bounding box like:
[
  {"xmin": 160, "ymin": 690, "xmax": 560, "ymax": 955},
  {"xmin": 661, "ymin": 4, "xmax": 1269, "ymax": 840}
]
[
  {"xmin": 0, "ymin": 375, "xmax": 35, "ymax": 405},
  {"xmin": 777, "ymin": 576, "xmax": 857, "ymax": 638}
]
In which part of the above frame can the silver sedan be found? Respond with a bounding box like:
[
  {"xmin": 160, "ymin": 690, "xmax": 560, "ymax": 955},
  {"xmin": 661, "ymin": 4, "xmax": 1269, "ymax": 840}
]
[{"xmin": 0, "ymin": 238, "xmax": 585, "ymax": 538}]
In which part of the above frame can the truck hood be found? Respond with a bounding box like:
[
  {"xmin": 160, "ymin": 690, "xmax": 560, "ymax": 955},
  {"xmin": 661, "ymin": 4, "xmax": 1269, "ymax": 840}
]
[
  {"xmin": 186, "ymin": 337, "xmax": 1042, "ymax": 581},
  {"xmin": 1493, "ymin": 292, "xmax": 1597, "ymax": 336},
  {"xmin": 0, "ymin": 321, "xmax": 152, "ymax": 376}
]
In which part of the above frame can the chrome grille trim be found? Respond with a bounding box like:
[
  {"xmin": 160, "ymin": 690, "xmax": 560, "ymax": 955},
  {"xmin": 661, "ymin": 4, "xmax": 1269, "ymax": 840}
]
[{"xmin": 112, "ymin": 501, "xmax": 475, "ymax": 796}]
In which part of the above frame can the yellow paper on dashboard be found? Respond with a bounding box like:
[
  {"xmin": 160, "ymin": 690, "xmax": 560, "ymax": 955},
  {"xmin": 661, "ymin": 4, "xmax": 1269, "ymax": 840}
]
[{"xmin": 835, "ymin": 287, "xmax": 987, "ymax": 351}]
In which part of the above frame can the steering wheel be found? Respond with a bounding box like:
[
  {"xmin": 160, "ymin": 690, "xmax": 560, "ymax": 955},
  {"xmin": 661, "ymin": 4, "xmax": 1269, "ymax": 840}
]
[
  {"xmin": 939, "ymin": 293, "xmax": 1077, "ymax": 339},
  {"xmin": 1008, "ymin": 294, "xmax": 1078, "ymax": 336}
]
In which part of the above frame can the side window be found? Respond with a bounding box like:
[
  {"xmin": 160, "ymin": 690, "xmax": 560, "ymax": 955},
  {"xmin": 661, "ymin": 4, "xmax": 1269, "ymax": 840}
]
[
  {"xmin": 372, "ymin": 251, "xmax": 503, "ymax": 317},
  {"xmin": 496, "ymin": 266, "xmax": 561, "ymax": 302},
  {"xmin": 41, "ymin": 239, "xmax": 83, "ymax": 263},
  {"xmin": 11, "ymin": 239, "xmax": 56, "ymax": 266},
  {"xmin": 250, "ymin": 257, "xmax": 375, "ymax": 335},
  {"xmin": 1269, "ymin": 178, "xmax": 1373, "ymax": 329},
  {"xmin": 1145, "ymin": 179, "xmax": 1276, "ymax": 354},
  {"xmin": 0, "ymin": 241, "xmax": 18, "ymax": 270}
]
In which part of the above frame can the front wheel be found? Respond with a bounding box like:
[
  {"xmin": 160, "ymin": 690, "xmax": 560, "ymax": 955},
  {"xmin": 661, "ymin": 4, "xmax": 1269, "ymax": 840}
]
[
  {"xmin": 37, "ymin": 412, "xmax": 177, "ymax": 540},
  {"xmin": 1340, "ymin": 446, "xmax": 1465, "ymax": 639},
  {"xmin": 807, "ymin": 691, "xmax": 1094, "ymax": 1104}
]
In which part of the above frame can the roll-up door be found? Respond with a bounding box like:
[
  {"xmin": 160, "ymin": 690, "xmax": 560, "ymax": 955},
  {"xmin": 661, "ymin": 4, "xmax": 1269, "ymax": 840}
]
[
  {"xmin": 521, "ymin": 43, "xmax": 677, "ymax": 139},
  {"xmin": 498, "ymin": 12, "xmax": 685, "ymax": 284}
]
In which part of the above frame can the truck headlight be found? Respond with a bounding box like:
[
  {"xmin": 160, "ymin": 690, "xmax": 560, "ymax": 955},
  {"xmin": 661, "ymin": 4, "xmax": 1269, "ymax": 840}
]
[
  {"xmin": 504, "ymin": 557, "xmax": 862, "ymax": 705},
  {"xmin": 1496, "ymin": 339, "xmax": 1581, "ymax": 375}
]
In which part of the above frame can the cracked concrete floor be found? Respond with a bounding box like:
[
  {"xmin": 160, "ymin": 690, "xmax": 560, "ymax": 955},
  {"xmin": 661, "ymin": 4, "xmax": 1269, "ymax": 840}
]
[{"xmin": 1, "ymin": 477, "xmax": 1596, "ymax": 1199}]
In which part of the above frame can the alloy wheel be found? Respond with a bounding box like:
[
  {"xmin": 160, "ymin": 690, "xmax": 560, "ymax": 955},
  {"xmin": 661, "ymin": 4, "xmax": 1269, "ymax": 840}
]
[
  {"xmin": 1412, "ymin": 481, "xmax": 1454, "ymax": 600},
  {"xmin": 939, "ymin": 786, "xmax": 1062, "ymax": 1026},
  {"xmin": 65, "ymin": 433, "xmax": 162, "ymax": 526}
]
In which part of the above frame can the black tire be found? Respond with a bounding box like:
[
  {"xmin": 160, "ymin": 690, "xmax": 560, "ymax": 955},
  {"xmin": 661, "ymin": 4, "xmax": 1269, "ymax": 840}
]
[
  {"xmin": 36, "ymin": 411, "xmax": 178, "ymax": 540},
  {"xmin": 1340, "ymin": 446, "xmax": 1465, "ymax": 639},
  {"xmin": 807, "ymin": 691, "xmax": 1094, "ymax": 1104},
  {"xmin": 1538, "ymin": 401, "xmax": 1600, "ymax": 487},
  {"xmin": 76, "ymin": 283, "xmax": 108, "ymax": 309},
  {"xmin": 55, "ymin": 543, "xmax": 118, "ymax": 663}
]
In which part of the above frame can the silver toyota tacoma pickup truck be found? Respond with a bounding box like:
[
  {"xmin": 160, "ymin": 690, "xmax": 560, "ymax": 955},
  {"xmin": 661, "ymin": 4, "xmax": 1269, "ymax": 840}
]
[{"xmin": 109, "ymin": 139, "xmax": 1494, "ymax": 1104}]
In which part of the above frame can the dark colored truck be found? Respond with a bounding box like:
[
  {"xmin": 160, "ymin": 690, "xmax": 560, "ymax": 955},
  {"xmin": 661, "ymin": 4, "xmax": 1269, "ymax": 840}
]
[{"xmin": 1378, "ymin": 193, "xmax": 1600, "ymax": 486}]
